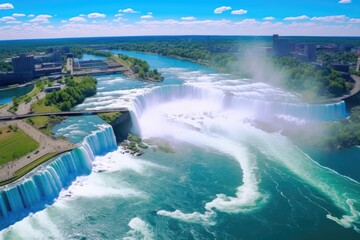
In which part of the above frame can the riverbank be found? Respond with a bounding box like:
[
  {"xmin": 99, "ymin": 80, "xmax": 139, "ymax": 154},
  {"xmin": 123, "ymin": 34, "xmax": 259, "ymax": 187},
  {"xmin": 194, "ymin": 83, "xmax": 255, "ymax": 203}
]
[{"xmin": 79, "ymin": 48, "xmax": 164, "ymax": 82}]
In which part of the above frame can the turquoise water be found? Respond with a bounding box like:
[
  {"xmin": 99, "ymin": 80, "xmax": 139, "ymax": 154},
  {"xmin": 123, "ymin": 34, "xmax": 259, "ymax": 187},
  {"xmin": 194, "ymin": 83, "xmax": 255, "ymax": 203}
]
[
  {"xmin": 79, "ymin": 53, "xmax": 107, "ymax": 61},
  {"xmin": 0, "ymin": 52, "xmax": 359, "ymax": 239},
  {"xmin": 0, "ymin": 85, "xmax": 33, "ymax": 105}
]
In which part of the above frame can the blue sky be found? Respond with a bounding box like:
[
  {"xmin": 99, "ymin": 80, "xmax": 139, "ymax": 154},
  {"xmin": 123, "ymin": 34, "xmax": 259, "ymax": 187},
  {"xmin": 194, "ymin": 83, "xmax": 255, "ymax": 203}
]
[{"xmin": 0, "ymin": 0, "xmax": 359, "ymax": 39}]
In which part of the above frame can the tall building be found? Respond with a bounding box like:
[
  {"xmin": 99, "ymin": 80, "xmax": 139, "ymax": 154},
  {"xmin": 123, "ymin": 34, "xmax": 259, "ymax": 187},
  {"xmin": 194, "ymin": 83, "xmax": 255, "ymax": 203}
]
[
  {"xmin": 272, "ymin": 34, "xmax": 290, "ymax": 56},
  {"xmin": 12, "ymin": 54, "xmax": 35, "ymax": 74},
  {"xmin": 11, "ymin": 54, "xmax": 35, "ymax": 82},
  {"xmin": 304, "ymin": 44, "xmax": 316, "ymax": 62}
]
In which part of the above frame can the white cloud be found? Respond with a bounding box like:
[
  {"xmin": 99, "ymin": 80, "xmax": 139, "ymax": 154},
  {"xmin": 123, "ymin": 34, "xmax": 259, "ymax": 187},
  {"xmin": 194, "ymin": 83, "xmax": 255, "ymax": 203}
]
[
  {"xmin": 283, "ymin": 15, "xmax": 309, "ymax": 21},
  {"xmin": 349, "ymin": 18, "xmax": 360, "ymax": 23},
  {"xmin": 0, "ymin": 16, "xmax": 15, "ymax": 21},
  {"xmin": 214, "ymin": 6, "xmax": 231, "ymax": 14},
  {"xmin": 6, "ymin": 20, "xmax": 21, "ymax": 24},
  {"xmin": 231, "ymin": 9, "xmax": 248, "ymax": 15},
  {"xmin": 119, "ymin": 8, "xmax": 139, "ymax": 13},
  {"xmin": 140, "ymin": 15, "xmax": 153, "ymax": 19},
  {"xmin": 263, "ymin": 16, "xmax": 275, "ymax": 21},
  {"xmin": 0, "ymin": 3, "xmax": 14, "ymax": 10},
  {"xmin": 235, "ymin": 19, "xmax": 258, "ymax": 25},
  {"xmin": 12, "ymin": 13, "xmax": 25, "ymax": 17},
  {"xmin": 181, "ymin": 16, "xmax": 196, "ymax": 21},
  {"xmin": 79, "ymin": 14, "xmax": 85, "ymax": 17},
  {"xmin": 338, "ymin": 0, "xmax": 351, "ymax": 3},
  {"xmin": 69, "ymin": 16, "xmax": 87, "ymax": 22},
  {"xmin": 147, "ymin": 12, "xmax": 153, "ymax": 15},
  {"xmin": 30, "ymin": 15, "xmax": 52, "ymax": 24},
  {"xmin": 88, "ymin": 12, "xmax": 106, "ymax": 18},
  {"xmin": 2, "ymin": 16, "xmax": 360, "ymax": 40},
  {"xmin": 113, "ymin": 18, "xmax": 123, "ymax": 23},
  {"xmin": 115, "ymin": 13, "xmax": 123, "ymax": 18},
  {"xmin": 27, "ymin": 14, "xmax": 35, "ymax": 18},
  {"xmin": 311, "ymin": 15, "xmax": 347, "ymax": 22}
]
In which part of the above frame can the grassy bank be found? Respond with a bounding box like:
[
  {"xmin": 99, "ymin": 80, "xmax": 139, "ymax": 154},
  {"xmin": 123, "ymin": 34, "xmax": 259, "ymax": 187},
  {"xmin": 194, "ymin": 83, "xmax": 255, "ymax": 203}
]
[
  {"xmin": 98, "ymin": 112, "xmax": 122, "ymax": 124},
  {"xmin": 0, "ymin": 126, "xmax": 39, "ymax": 166}
]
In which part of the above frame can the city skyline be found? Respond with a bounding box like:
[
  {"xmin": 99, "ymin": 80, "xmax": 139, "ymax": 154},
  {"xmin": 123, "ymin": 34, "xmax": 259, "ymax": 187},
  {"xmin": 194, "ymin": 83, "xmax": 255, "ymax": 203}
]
[{"xmin": 0, "ymin": 0, "xmax": 359, "ymax": 39}]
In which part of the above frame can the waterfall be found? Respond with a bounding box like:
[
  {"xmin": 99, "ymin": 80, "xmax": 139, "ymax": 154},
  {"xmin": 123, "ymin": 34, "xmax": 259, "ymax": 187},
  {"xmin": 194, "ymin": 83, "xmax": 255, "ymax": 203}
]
[
  {"xmin": 128, "ymin": 85, "xmax": 347, "ymax": 128},
  {"xmin": 0, "ymin": 125, "xmax": 117, "ymax": 229}
]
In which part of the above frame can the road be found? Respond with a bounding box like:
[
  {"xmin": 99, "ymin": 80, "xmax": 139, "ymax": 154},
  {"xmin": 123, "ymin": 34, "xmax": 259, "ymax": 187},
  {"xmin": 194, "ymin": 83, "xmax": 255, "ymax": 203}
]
[
  {"xmin": 0, "ymin": 120, "xmax": 77, "ymax": 182},
  {"xmin": 0, "ymin": 108, "xmax": 128, "ymax": 121},
  {"xmin": 15, "ymin": 91, "xmax": 46, "ymax": 115},
  {"xmin": 327, "ymin": 75, "xmax": 360, "ymax": 103}
]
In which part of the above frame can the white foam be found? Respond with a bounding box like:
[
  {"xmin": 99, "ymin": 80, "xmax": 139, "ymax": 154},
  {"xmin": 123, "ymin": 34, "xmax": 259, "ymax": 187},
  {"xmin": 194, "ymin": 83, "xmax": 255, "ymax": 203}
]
[
  {"xmin": 92, "ymin": 147, "xmax": 168, "ymax": 174},
  {"xmin": 0, "ymin": 209, "xmax": 65, "ymax": 239},
  {"xmin": 123, "ymin": 217, "xmax": 154, "ymax": 240},
  {"xmin": 137, "ymin": 98, "xmax": 267, "ymax": 224},
  {"xmin": 157, "ymin": 209, "xmax": 216, "ymax": 225},
  {"xmin": 57, "ymin": 174, "xmax": 146, "ymax": 201}
]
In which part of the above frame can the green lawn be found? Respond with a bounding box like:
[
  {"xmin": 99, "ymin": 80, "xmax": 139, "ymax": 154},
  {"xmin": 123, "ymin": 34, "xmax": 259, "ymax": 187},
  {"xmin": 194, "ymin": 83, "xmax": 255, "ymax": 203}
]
[
  {"xmin": 98, "ymin": 112, "xmax": 122, "ymax": 124},
  {"xmin": 0, "ymin": 127, "xmax": 40, "ymax": 165},
  {"xmin": 111, "ymin": 55, "xmax": 131, "ymax": 68},
  {"xmin": 31, "ymin": 98, "xmax": 60, "ymax": 113},
  {"xmin": 26, "ymin": 115, "xmax": 64, "ymax": 136}
]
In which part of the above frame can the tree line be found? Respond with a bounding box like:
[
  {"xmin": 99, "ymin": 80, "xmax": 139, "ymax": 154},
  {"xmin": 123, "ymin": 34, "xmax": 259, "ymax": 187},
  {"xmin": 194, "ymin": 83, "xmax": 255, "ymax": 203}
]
[
  {"xmin": 117, "ymin": 54, "xmax": 163, "ymax": 81},
  {"xmin": 44, "ymin": 76, "xmax": 96, "ymax": 111}
]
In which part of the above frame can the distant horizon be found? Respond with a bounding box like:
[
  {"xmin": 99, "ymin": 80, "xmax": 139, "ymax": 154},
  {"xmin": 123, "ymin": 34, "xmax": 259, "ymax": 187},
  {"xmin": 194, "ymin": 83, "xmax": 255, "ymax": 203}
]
[
  {"xmin": 0, "ymin": 0, "xmax": 359, "ymax": 40},
  {"xmin": 1, "ymin": 34, "xmax": 360, "ymax": 42}
]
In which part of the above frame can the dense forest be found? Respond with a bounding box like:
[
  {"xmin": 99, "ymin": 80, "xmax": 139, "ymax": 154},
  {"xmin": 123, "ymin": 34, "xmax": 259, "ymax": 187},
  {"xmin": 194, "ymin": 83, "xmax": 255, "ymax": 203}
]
[
  {"xmin": 45, "ymin": 76, "xmax": 96, "ymax": 111},
  {"xmin": 272, "ymin": 57, "xmax": 352, "ymax": 98},
  {"xmin": 325, "ymin": 106, "xmax": 360, "ymax": 148}
]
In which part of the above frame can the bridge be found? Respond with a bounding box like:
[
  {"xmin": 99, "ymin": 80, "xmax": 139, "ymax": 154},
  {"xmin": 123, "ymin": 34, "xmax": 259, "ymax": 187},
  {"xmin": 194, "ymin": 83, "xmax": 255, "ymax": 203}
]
[{"xmin": 0, "ymin": 108, "xmax": 129, "ymax": 121}]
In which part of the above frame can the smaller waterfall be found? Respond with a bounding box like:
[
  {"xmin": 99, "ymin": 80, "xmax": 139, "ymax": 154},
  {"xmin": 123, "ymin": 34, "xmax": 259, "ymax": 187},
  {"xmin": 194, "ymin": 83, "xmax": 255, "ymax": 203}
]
[{"xmin": 0, "ymin": 125, "xmax": 117, "ymax": 230}]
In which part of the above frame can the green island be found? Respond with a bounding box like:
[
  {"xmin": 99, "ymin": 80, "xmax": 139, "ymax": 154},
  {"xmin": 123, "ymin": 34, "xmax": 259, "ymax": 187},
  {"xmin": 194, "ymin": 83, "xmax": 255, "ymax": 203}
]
[
  {"xmin": 44, "ymin": 76, "xmax": 97, "ymax": 111},
  {"xmin": 25, "ymin": 76, "xmax": 97, "ymax": 136}
]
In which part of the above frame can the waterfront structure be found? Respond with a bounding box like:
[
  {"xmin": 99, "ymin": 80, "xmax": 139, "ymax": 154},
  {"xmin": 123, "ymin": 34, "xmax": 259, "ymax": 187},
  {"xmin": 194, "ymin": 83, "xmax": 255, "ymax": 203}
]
[
  {"xmin": 332, "ymin": 64, "xmax": 350, "ymax": 73},
  {"xmin": 44, "ymin": 83, "xmax": 61, "ymax": 92},
  {"xmin": 12, "ymin": 54, "xmax": 35, "ymax": 74},
  {"xmin": 72, "ymin": 59, "xmax": 125, "ymax": 75},
  {"xmin": 0, "ymin": 51, "xmax": 65, "ymax": 86},
  {"xmin": 0, "ymin": 54, "xmax": 36, "ymax": 86}
]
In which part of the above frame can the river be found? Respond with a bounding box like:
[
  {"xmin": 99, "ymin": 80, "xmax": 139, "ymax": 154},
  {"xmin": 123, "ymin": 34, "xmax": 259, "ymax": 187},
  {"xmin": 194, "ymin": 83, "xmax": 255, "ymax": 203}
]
[
  {"xmin": 0, "ymin": 51, "xmax": 359, "ymax": 239},
  {"xmin": 0, "ymin": 84, "xmax": 33, "ymax": 105}
]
